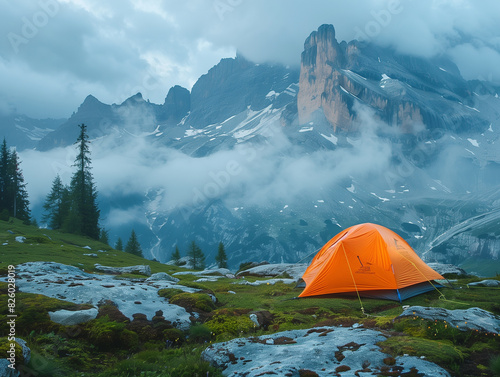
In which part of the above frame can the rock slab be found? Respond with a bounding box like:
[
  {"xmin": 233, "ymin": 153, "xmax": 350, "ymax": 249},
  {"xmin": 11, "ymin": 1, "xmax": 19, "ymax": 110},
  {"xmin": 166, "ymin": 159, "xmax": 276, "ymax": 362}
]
[
  {"xmin": 8, "ymin": 262, "xmax": 195, "ymax": 329},
  {"xmin": 48, "ymin": 308, "xmax": 98, "ymax": 325},
  {"xmin": 94, "ymin": 263, "xmax": 151, "ymax": 276},
  {"xmin": 468, "ymin": 279, "xmax": 500, "ymax": 287},
  {"xmin": 202, "ymin": 326, "xmax": 450, "ymax": 377},
  {"xmin": 236, "ymin": 263, "xmax": 308, "ymax": 281},
  {"xmin": 398, "ymin": 306, "xmax": 500, "ymax": 334},
  {"xmin": 145, "ymin": 272, "xmax": 179, "ymax": 283}
]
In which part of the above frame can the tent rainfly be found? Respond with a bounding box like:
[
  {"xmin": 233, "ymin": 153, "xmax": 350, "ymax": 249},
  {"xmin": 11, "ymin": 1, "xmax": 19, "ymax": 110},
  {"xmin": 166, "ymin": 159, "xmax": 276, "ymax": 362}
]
[{"xmin": 299, "ymin": 223, "xmax": 444, "ymax": 301}]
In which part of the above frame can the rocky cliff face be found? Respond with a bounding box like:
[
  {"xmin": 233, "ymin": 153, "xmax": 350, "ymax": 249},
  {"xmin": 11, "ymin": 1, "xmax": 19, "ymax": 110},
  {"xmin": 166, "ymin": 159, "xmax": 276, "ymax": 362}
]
[
  {"xmin": 298, "ymin": 24, "xmax": 352, "ymax": 131},
  {"xmin": 187, "ymin": 54, "xmax": 299, "ymax": 128},
  {"xmin": 161, "ymin": 85, "xmax": 191, "ymax": 123},
  {"xmin": 297, "ymin": 24, "xmax": 487, "ymax": 134}
]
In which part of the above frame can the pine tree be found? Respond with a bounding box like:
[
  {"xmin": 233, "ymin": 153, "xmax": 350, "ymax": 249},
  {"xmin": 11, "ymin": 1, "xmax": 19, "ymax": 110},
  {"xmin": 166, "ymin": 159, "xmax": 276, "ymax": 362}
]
[
  {"xmin": 187, "ymin": 240, "xmax": 205, "ymax": 270},
  {"xmin": 0, "ymin": 139, "xmax": 10, "ymax": 211},
  {"xmin": 215, "ymin": 241, "xmax": 228, "ymax": 268},
  {"xmin": 125, "ymin": 230, "xmax": 143, "ymax": 257},
  {"xmin": 67, "ymin": 124, "xmax": 100, "ymax": 239},
  {"xmin": 9, "ymin": 149, "xmax": 30, "ymax": 223},
  {"xmin": 171, "ymin": 246, "xmax": 181, "ymax": 266},
  {"xmin": 99, "ymin": 228, "xmax": 109, "ymax": 245},
  {"xmin": 43, "ymin": 175, "xmax": 70, "ymax": 229},
  {"xmin": 115, "ymin": 237, "xmax": 123, "ymax": 251},
  {"xmin": 0, "ymin": 139, "xmax": 30, "ymax": 223}
]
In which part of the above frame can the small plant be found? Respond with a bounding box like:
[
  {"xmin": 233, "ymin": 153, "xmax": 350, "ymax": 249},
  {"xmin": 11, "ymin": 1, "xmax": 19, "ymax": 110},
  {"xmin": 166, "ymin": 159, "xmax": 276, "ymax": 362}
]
[
  {"xmin": 15, "ymin": 307, "xmax": 58, "ymax": 336},
  {"xmin": 161, "ymin": 347, "xmax": 223, "ymax": 377},
  {"xmin": 491, "ymin": 355, "xmax": 500, "ymax": 376},
  {"xmin": 206, "ymin": 312, "xmax": 255, "ymax": 339},
  {"xmin": 158, "ymin": 288, "xmax": 185, "ymax": 300},
  {"xmin": 188, "ymin": 323, "xmax": 212, "ymax": 343},
  {"xmin": 26, "ymin": 350, "xmax": 67, "ymax": 377},
  {"xmin": 98, "ymin": 358, "xmax": 161, "ymax": 376},
  {"xmin": 169, "ymin": 292, "xmax": 216, "ymax": 312},
  {"xmin": 86, "ymin": 316, "xmax": 138, "ymax": 350},
  {"xmin": 163, "ymin": 328, "xmax": 184, "ymax": 346}
]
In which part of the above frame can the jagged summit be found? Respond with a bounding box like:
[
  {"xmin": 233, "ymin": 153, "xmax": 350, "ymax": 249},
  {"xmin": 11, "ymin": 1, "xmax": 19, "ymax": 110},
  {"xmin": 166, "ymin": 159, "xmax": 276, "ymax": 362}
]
[
  {"xmin": 120, "ymin": 92, "xmax": 145, "ymax": 106},
  {"xmin": 301, "ymin": 24, "xmax": 344, "ymax": 68},
  {"xmin": 79, "ymin": 94, "xmax": 106, "ymax": 110},
  {"xmin": 297, "ymin": 24, "xmax": 486, "ymax": 134}
]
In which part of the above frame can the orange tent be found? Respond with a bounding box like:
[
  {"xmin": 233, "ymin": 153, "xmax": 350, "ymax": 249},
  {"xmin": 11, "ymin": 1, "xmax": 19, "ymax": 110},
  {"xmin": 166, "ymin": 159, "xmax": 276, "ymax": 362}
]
[{"xmin": 299, "ymin": 223, "xmax": 444, "ymax": 301}]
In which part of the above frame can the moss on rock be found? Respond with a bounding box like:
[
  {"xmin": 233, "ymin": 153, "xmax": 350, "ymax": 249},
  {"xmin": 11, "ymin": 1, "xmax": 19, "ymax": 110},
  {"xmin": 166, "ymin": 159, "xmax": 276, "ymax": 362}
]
[
  {"xmin": 169, "ymin": 292, "xmax": 216, "ymax": 313},
  {"xmin": 0, "ymin": 337, "xmax": 26, "ymax": 364},
  {"xmin": 205, "ymin": 312, "xmax": 255, "ymax": 339},
  {"xmin": 158, "ymin": 288, "xmax": 185, "ymax": 300},
  {"xmin": 379, "ymin": 335, "xmax": 464, "ymax": 367}
]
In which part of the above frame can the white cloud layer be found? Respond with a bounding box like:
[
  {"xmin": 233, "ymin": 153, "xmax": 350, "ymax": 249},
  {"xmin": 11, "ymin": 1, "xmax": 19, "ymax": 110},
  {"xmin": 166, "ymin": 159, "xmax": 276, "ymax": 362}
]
[
  {"xmin": 19, "ymin": 103, "xmax": 394, "ymax": 230},
  {"xmin": 1, "ymin": 0, "xmax": 500, "ymax": 118}
]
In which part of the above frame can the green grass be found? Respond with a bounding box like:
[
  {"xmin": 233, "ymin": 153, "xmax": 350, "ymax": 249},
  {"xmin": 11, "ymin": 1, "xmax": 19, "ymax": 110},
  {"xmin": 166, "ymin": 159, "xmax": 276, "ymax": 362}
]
[
  {"xmin": 379, "ymin": 336, "xmax": 464, "ymax": 369},
  {"xmin": 0, "ymin": 218, "xmax": 184, "ymax": 275}
]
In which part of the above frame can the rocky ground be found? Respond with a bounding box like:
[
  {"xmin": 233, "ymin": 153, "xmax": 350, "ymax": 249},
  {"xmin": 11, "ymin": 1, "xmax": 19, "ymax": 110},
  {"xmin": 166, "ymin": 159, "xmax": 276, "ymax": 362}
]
[
  {"xmin": 1, "ymin": 257, "xmax": 499, "ymax": 376},
  {"xmin": 10, "ymin": 261, "xmax": 196, "ymax": 329}
]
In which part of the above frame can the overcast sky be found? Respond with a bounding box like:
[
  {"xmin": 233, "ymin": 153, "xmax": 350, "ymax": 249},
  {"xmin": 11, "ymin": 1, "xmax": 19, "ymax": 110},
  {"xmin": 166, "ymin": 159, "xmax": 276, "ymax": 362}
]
[{"xmin": 1, "ymin": 0, "xmax": 500, "ymax": 119}]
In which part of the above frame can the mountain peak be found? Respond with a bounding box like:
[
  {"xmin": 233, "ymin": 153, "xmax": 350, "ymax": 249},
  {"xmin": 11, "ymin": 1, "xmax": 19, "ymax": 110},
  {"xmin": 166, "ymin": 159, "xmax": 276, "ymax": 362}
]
[
  {"xmin": 304, "ymin": 24, "xmax": 336, "ymax": 49},
  {"xmin": 162, "ymin": 85, "xmax": 190, "ymax": 122},
  {"xmin": 121, "ymin": 92, "xmax": 145, "ymax": 106},
  {"xmin": 82, "ymin": 94, "xmax": 101, "ymax": 106},
  {"xmin": 78, "ymin": 94, "xmax": 106, "ymax": 112}
]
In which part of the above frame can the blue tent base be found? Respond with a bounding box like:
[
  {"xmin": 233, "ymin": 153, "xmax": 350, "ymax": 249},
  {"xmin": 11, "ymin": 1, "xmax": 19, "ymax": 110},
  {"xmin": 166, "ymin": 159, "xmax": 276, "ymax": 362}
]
[{"xmin": 299, "ymin": 281, "xmax": 442, "ymax": 302}]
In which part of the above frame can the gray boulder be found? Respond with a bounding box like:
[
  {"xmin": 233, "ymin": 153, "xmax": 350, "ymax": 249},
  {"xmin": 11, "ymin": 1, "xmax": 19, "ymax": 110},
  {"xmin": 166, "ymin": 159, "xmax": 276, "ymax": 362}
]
[
  {"xmin": 236, "ymin": 263, "xmax": 308, "ymax": 281},
  {"xmin": 202, "ymin": 326, "xmax": 450, "ymax": 377},
  {"xmin": 48, "ymin": 308, "xmax": 98, "ymax": 325},
  {"xmin": 233, "ymin": 278, "xmax": 296, "ymax": 286},
  {"xmin": 146, "ymin": 272, "xmax": 179, "ymax": 283},
  {"xmin": 468, "ymin": 279, "xmax": 500, "ymax": 287},
  {"xmin": 14, "ymin": 339, "xmax": 30, "ymax": 365},
  {"xmin": 94, "ymin": 263, "xmax": 151, "ymax": 276},
  {"xmin": 13, "ymin": 262, "xmax": 192, "ymax": 329},
  {"xmin": 173, "ymin": 268, "xmax": 232, "ymax": 277},
  {"xmin": 398, "ymin": 306, "xmax": 500, "ymax": 334},
  {"xmin": 0, "ymin": 338, "xmax": 30, "ymax": 377},
  {"xmin": 83, "ymin": 253, "xmax": 98, "ymax": 257},
  {"xmin": 0, "ymin": 359, "xmax": 17, "ymax": 377}
]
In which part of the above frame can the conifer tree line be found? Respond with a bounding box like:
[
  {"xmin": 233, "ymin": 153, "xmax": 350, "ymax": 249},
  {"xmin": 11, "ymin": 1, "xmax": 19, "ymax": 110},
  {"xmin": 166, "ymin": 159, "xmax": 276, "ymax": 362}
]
[
  {"xmin": 0, "ymin": 138, "xmax": 31, "ymax": 223},
  {"xmin": 171, "ymin": 241, "xmax": 228, "ymax": 270},
  {"xmin": 2, "ymin": 124, "xmax": 143, "ymax": 256}
]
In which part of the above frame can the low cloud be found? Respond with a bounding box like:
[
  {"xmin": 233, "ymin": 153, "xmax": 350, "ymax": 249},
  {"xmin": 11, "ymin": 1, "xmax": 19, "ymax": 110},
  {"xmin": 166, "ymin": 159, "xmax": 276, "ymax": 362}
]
[{"xmin": 20, "ymin": 103, "xmax": 396, "ymax": 230}]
